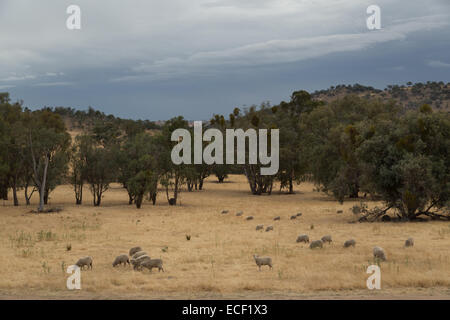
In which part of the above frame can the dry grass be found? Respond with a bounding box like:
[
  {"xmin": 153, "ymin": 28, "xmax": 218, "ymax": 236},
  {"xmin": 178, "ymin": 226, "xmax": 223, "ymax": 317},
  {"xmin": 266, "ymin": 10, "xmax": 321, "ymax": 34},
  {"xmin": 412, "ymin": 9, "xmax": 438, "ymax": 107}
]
[{"xmin": 0, "ymin": 175, "xmax": 449, "ymax": 299}]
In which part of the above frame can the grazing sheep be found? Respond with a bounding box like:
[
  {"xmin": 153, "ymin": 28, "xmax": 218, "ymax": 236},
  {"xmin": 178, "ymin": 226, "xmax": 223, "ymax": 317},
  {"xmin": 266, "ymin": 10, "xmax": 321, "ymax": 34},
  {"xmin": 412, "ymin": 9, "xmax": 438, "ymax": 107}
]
[
  {"xmin": 140, "ymin": 259, "xmax": 164, "ymax": 272},
  {"xmin": 132, "ymin": 251, "xmax": 147, "ymax": 259},
  {"xmin": 112, "ymin": 254, "xmax": 130, "ymax": 267},
  {"xmin": 373, "ymin": 246, "xmax": 387, "ymax": 261},
  {"xmin": 253, "ymin": 255, "xmax": 272, "ymax": 271},
  {"xmin": 265, "ymin": 226, "xmax": 274, "ymax": 232},
  {"xmin": 129, "ymin": 246, "xmax": 142, "ymax": 256},
  {"xmin": 75, "ymin": 256, "xmax": 93, "ymax": 270},
  {"xmin": 246, "ymin": 216, "xmax": 254, "ymax": 221},
  {"xmin": 405, "ymin": 238, "xmax": 414, "ymax": 247},
  {"xmin": 296, "ymin": 213, "xmax": 302, "ymax": 217},
  {"xmin": 273, "ymin": 216, "xmax": 281, "ymax": 221},
  {"xmin": 310, "ymin": 240, "xmax": 323, "ymax": 249},
  {"xmin": 236, "ymin": 211, "xmax": 243, "ymax": 216},
  {"xmin": 221, "ymin": 210, "xmax": 229, "ymax": 214},
  {"xmin": 290, "ymin": 215, "xmax": 297, "ymax": 220},
  {"xmin": 321, "ymin": 235, "xmax": 332, "ymax": 243},
  {"xmin": 344, "ymin": 239, "xmax": 356, "ymax": 248},
  {"xmin": 256, "ymin": 224, "xmax": 264, "ymax": 231},
  {"xmin": 131, "ymin": 255, "xmax": 151, "ymax": 270},
  {"xmin": 337, "ymin": 210, "xmax": 343, "ymax": 214},
  {"xmin": 296, "ymin": 234, "xmax": 309, "ymax": 243}
]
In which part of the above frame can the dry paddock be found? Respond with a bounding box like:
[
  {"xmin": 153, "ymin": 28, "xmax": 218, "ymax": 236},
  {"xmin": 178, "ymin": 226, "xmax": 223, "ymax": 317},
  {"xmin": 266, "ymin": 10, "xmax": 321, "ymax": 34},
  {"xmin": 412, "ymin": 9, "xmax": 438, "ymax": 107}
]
[{"xmin": 0, "ymin": 175, "xmax": 449, "ymax": 299}]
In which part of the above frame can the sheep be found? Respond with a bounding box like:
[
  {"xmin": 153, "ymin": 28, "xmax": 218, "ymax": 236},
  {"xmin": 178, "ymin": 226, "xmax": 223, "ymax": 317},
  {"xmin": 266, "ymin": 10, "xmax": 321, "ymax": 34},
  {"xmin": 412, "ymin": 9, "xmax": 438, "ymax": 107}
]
[
  {"xmin": 130, "ymin": 255, "xmax": 151, "ymax": 270},
  {"xmin": 321, "ymin": 235, "xmax": 332, "ymax": 244},
  {"xmin": 273, "ymin": 216, "xmax": 281, "ymax": 221},
  {"xmin": 256, "ymin": 224, "xmax": 264, "ymax": 231},
  {"xmin": 236, "ymin": 211, "xmax": 243, "ymax": 216},
  {"xmin": 253, "ymin": 254, "xmax": 272, "ymax": 271},
  {"xmin": 112, "ymin": 254, "xmax": 130, "ymax": 267},
  {"xmin": 75, "ymin": 256, "xmax": 93, "ymax": 270},
  {"xmin": 309, "ymin": 240, "xmax": 323, "ymax": 249},
  {"xmin": 373, "ymin": 246, "xmax": 387, "ymax": 261},
  {"xmin": 290, "ymin": 215, "xmax": 297, "ymax": 220},
  {"xmin": 344, "ymin": 239, "xmax": 356, "ymax": 248},
  {"xmin": 129, "ymin": 246, "xmax": 142, "ymax": 256},
  {"xmin": 296, "ymin": 234, "xmax": 309, "ymax": 243},
  {"xmin": 132, "ymin": 251, "xmax": 147, "ymax": 259},
  {"xmin": 140, "ymin": 258, "xmax": 164, "ymax": 272},
  {"xmin": 265, "ymin": 226, "xmax": 274, "ymax": 232},
  {"xmin": 405, "ymin": 238, "xmax": 414, "ymax": 247},
  {"xmin": 246, "ymin": 216, "xmax": 254, "ymax": 221},
  {"xmin": 221, "ymin": 210, "xmax": 229, "ymax": 214}
]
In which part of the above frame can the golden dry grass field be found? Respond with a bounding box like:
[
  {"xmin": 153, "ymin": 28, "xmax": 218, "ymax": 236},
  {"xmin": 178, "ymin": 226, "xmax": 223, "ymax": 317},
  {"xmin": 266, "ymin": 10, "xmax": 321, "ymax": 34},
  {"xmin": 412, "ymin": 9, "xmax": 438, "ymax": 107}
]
[{"xmin": 0, "ymin": 175, "xmax": 449, "ymax": 299}]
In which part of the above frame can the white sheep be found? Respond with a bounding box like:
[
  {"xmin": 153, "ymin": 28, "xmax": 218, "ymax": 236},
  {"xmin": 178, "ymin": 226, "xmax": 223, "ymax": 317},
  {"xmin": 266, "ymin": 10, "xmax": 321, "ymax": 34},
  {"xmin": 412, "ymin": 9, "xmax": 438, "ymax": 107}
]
[
  {"xmin": 310, "ymin": 240, "xmax": 323, "ymax": 249},
  {"xmin": 140, "ymin": 258, "xmax": 164, "ymax": 272},
  {"xmin": 405, "ymin": 237, "xmax": 414, "ymax": 247},
  {"xmin": 132, "ymin": 251, "xmax": 147, "ymax": 259},
  {"xmin": 296, "ymin": 234, "xmax": 309, "ymax": 243},
  {"xmin": 112, "ymin": 254, "xmax": 129, "ymax": 267},
  {"xmin": 373, "ymin": 246, "xmax": 387, "ymax": 261},
  {"xmin": 344, "ymin": 239, "xmax": 356, "ymax": 248},
  {"xmin": 253, "ymin": 254, "xmax": 273, "ymax": 271},
  {"xmin": 129, "ymin": 246, "xmax": 142, "ymax": 256},
  {"xmin": 75, "ymin": 256, "xmax": 93, "ymax": 270}
]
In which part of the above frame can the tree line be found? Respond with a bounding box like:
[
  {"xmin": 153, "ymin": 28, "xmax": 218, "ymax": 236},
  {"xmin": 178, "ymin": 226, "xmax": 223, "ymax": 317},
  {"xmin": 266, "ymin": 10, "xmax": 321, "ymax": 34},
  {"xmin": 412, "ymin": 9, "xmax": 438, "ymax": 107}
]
[{"xmin": 0, "ymin": 90, "xmax": 448, "ymax": 221}]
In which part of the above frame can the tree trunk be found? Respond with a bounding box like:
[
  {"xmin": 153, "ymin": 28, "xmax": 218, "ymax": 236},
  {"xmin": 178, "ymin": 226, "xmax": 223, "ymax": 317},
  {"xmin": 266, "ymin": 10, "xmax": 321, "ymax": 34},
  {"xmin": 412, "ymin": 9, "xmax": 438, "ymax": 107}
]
[
  {"xmin": 12, "ymin": 184, "xmax": 18, "ymax": 206},
  {"xmin": 38, "ymin": 156, "xmax": 49, "ymax": 212},
  {"xmin": 150, "ymin": 191, "xmax": 157, "ymax": 205},
  {"xmin": 128, "ymin": 191, "xmax": 134, "ymax": 205},
  {"xmin": 11, "ymin": 176, "xmax": 19, "ymax": 206},
  {"xmin": 174, "ymin": 175, "xmax": 179, "ymax": 202},
  {"xmin": 92, "ymin": 184, "xmax": 103, "ymax": 206},
  {"xmin": 288, "ymin": 177, "xmax": 294, "ymax": 194},
  {"xmin": 44, "ymin": 187, "xmax": 49, "ymax": 205},
  {"xmin": 135, "ymin": 193, "xmax": 143, "ymax": 209},
  {"xmin": 24, "ymin": 183, "xmax": 35, "ymax": 206},
  {"xmin": 75, "ymin": 183, "xmax": 83, "ymax": 205}
]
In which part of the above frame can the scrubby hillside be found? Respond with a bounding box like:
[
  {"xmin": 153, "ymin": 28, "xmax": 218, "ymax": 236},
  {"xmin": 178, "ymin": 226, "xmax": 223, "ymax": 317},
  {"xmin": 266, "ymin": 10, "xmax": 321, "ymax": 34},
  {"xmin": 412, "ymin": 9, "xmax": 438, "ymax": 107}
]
[{"xmin": 312, "ymin": 82, "xmax": 450, "ymax": 111}]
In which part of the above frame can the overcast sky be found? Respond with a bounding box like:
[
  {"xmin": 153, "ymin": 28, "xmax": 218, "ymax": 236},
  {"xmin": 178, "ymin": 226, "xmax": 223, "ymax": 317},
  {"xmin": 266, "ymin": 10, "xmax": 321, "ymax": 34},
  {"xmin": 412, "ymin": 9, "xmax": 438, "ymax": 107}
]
[{"xmin": 0, "ymin": 0, "xmax": 449, "ymax": 120}]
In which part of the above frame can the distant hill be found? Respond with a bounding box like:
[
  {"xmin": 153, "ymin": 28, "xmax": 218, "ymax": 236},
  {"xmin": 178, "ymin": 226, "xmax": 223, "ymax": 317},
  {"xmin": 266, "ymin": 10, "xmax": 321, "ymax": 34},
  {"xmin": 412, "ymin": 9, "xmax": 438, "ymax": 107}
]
[
  {"xmin": 37, "ymin": 81, "xmax": 450, "ymax": 133},
  {"xmin": 311, "ymin": 81, "xmax": 450, "ymax": 111}
]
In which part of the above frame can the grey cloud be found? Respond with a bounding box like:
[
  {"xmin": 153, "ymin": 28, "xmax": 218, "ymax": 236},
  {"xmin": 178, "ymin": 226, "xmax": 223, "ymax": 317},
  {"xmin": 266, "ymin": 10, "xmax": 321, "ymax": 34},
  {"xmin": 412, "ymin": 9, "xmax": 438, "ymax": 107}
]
[
  {"xmin": 32, "ymin": 81, "xmax": 74, "ymax": 87},
  {"xmin": 112, "ymin": 14, "xmax": 448, "ymax": 82},
  {"xmin": 427, "ymin": 60, "xmax": 450, "ymax": 68}
]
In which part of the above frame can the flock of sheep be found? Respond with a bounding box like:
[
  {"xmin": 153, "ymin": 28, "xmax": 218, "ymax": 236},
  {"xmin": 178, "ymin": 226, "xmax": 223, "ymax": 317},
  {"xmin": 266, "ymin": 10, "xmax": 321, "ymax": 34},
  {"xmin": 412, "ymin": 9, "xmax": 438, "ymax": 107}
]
[
  {"xmin": 223, "ymin": 209, "xmax": 415, "ymax": 271},
  {"xmin": 74, "ymin": 210, "xmax": 415, "ymax": 274},
  {"xmin": 75, "ymin": 246, "xmax": 164, "ymax": 273}
]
